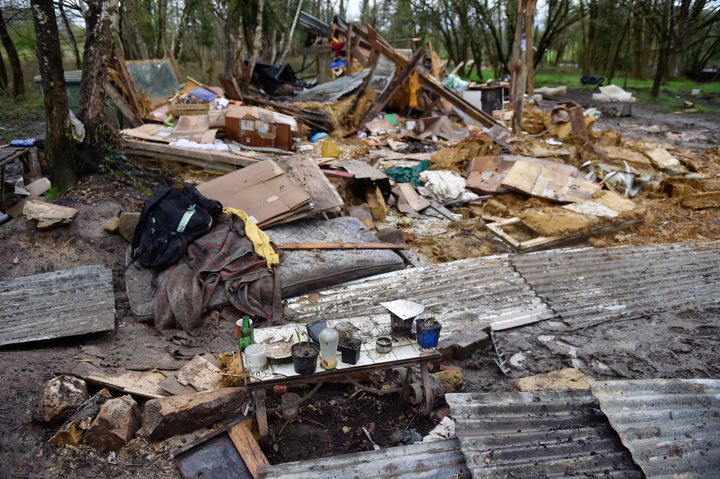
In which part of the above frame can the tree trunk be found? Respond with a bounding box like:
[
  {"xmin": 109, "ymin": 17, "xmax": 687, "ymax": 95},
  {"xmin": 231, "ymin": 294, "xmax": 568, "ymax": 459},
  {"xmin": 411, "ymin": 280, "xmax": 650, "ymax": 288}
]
[
  {"xmin": 510, "ymin": 0, "xmax": 526, "ymax": 134},
  {"xmin": 651, "ymin": 0, "xmax": 673, "ymax": 97},
  {"xmin": 173, "ymin": 0, "xmax": 196, "ymax": 60},
  {"xmin": 223, "ymin": 3, "xmax": 241, "ymax": 79},
  {"xmin": 241, "ymin": 0, "xmax": 266, "ymax": 86},
  {"xmin": 78, "ymin": 0, "xmax": 119, "ymax": 170},
  {"xmin": 156, "ymin": 0, "xmax": 166, "ymax": 57},
  {"xmin": 120, "ymin": 0, "xmax": 149, "ymax": 59},
  {"xmin": 524, "ymin": 0, "xmax": 536, "ymax": 96},
  {"xmin": 279, "ymin": 0, "xmax": 303, "ymax": 64},
  {"xmin": 632, "ymin": 1, "xmax": 643, "ymax": 78},
  {"xmin": 59, "ymin": 1, "xmax": 82, "ymax": 70},
  {"xmin": 30, "ymin": 0, "xmax": 77, "ymax": 190},
  {"xmin": 0, "ymin": 8, "xmax": 25, "ymax": 97},
  {"xmin": 0, "ymin": 47, "xmax": 7, "ymax": 90}
]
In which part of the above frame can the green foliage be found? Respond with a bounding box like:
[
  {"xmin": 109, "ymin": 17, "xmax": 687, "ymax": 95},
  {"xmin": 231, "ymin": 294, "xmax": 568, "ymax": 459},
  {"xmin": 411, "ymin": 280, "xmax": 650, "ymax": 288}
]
[
  {"xmin": 44, "ymin": 185, "xmax": 63, "ymax": 202},
  {"xmin": 269, "ymin": 428, "xmax": 284, "ymax": 452}
]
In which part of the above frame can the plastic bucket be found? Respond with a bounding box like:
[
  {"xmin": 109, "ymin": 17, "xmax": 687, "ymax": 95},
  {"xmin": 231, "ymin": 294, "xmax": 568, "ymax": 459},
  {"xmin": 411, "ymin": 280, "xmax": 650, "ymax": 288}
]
[{"xmin": 416, "ymin": 318, "xmax": 442, "ymax": 349}]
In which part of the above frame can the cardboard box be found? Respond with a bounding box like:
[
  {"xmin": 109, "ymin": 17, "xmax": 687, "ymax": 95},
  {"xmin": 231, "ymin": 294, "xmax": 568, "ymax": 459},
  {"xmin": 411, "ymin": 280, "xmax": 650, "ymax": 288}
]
[
  {"xmin": 225, "ymin": 106, "xmax": 298, "ymax": 151},
  {"xmin": 196, "ymin": 160, "xmax": 312, "ymax": 226}
]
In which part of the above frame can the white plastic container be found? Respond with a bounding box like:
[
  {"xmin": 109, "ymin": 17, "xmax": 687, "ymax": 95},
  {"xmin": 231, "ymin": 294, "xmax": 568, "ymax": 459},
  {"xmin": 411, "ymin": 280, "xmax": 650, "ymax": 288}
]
[{"xmin": 244, "ymin": 344, "xmax": 268, "ymax": 370}]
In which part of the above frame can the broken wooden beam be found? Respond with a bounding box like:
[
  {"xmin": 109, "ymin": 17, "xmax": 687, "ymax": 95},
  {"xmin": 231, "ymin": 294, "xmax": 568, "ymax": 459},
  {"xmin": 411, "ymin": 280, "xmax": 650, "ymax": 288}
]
[
  {"xmin": 348, "ymin": 25, "xmax": 500, "ymax": 128},
  {"xmin": 228, "ymin": 421, "xmax": 270, "ymax": 479},
  {"xmin": 137, "ymin": 387, "xmax": 246, "ymax": 441},
  {"xmin": 105, "ymin": 83, "xmax": 142, "ymax": 127},
  {"xmin": 362, "ymin": 47, "xmax": 424, "ymax": 124},
  {"xmin": 121, "ymin": 138, "xmax": 260, "ymax": 171},
  {"xmin": 276, "ymin": 242, "xmax": 408, "ymax": 250}
]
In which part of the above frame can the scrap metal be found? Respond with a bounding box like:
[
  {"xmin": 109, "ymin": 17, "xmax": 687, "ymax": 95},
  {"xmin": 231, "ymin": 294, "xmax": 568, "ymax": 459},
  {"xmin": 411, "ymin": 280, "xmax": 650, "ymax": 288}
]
[
  {"xmin": 446, "ymin": 390, "xmax": 643, "ymax": 478},
  {"xmin": 591, "ymin": 379, "xmax": 720, "ymax": 478}
]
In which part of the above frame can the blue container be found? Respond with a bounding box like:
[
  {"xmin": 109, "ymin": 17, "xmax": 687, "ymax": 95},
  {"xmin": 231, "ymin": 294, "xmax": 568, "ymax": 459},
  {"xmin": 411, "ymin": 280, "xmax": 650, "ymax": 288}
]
[{"xmin": 416, "ymin": 317, "xmax": 441, "ymax": 349}]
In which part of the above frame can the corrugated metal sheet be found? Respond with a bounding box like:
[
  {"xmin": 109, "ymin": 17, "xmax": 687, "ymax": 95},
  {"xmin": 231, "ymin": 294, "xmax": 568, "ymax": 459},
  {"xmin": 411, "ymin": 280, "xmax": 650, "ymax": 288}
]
[
  {"xmin": 257, "ymin": 439, "xmax": 469, "ymax": 479},
  {"xmin": 285, "ymin": 254, "xmax": 557, "ymax": 333},
  {"xmin": 292, "ymin": 70, "xmax": 369, "ymax": 103},
  {"xmin": 446, "ymin": 390, "xmax": 643, "ymax": 478},
  {"xmin": 511, "ymin": 242, "xmax": 720, "ymax": 328},
  {"xmin": 494, "ymin": 242, "xmax": 720, "ymax": 375},
  {"xmin": 0, "ymin": 264, "xmax": 115, "ymax": 346},
  {"xmin": 591, "ymin": 379, "xmax": 720, "ymax": 478}
]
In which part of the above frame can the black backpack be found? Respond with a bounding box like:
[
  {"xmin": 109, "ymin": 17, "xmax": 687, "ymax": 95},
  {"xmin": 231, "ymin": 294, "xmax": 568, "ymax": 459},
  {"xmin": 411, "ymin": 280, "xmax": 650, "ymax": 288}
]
[{"xmin": 131, "ymin": 183, "xmax": 223, "ymax": 269}]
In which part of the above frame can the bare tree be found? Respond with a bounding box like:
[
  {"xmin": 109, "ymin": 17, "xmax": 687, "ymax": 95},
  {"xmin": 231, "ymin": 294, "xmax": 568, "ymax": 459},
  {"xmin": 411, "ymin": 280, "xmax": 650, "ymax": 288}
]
[
  {"xmin": 156, "ymin": 0, "xmax": 166, "ymax": 57},
  {"xmin": 30, "ymin": 0, "xmax": 77, "ymax": 189},
  {"xmin": 78, "ymin": 0, "xmax": 119, "ymax": 167},
  {"xmin": 0, "ymin": 47, "xmax": 7, "ymax": 90},
  {"xmin": 0, "ymin": 7, "xmax": 24, "ymax": 96},
  {"xmin": 58, "ymin": 1, "xmax": 82, "ymax": 69},
  {"xmin": 241, "ymin": 0, "xmax": 266, "ymax": 85}
]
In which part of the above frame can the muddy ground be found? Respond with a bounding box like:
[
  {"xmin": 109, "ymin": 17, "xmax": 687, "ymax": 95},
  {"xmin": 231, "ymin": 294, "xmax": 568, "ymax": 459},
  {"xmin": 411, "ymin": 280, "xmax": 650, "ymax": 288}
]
[{"xmin": 1, "ymin": 91, "xmax": 719, "ymax": 478}]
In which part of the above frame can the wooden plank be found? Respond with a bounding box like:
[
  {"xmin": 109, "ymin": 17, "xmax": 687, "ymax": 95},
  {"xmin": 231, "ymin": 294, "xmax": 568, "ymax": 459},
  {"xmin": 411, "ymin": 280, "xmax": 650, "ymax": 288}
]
[
  {"xmin": 0, "ymin": 265, "xmax": 115, "ymax": 347},
  {"xmin": 486, "ymin": 217, "xmax": 640, "ymax": 253},
  {"xmin": 345, "ymin": 23, "xmax": 354, "ymax": 75},
  {"xmin": 228, "ymin": 421, "xmax": 270, "ymax": 479},
  {"xmin": 72, "ymin": 362, "xmax": 169, "ymax": 399},
  {"xmin": 219, "ymin": 74, "xmax": 244, "ymax": 101},
  {"xmin": 121, "ymin": 138, "xmax": 260, "ymax": 168},
  {"xmin": 362, "ymin": 47, "xmax": 424, "ymax": 124},
  {"xmin": 113, "ymin": 48, "xmax": 142, "ymax": 115},
  {"xmin": 353, "ymin": 25, "xmax": 499, "ymax": 128},
  {"xmin": 105, "ymin": 83, "xmax": 142, "ymax": 127},
  {"xmin": 276, "ymin": 242, "xmax": 407, "ymax": 250}
]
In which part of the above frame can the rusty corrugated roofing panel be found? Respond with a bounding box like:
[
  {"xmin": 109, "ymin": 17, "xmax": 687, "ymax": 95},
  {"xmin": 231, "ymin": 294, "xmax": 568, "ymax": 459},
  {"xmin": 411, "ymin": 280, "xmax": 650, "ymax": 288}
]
[
  {"xmin": 446, "ymin": 390, "xmax": 643, "ymax": 478},
  {"xmin": 591, "ymin": 379, "xmax": 720, "ymax": 478},
  {"xmin": 256, "ymin": 439, "xmax": 469, "ymax": 478}
]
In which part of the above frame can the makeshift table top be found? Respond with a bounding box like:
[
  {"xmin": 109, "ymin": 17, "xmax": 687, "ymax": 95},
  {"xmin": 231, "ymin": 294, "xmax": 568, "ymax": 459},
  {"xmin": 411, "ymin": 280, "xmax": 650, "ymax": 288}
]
[
  {"xmin": 0, "ymin": 147, "xmax": 31, "ymax": 165},
  {"xmin": 244, "ymin": 317, "xmax": 440, "ymax": 389}
]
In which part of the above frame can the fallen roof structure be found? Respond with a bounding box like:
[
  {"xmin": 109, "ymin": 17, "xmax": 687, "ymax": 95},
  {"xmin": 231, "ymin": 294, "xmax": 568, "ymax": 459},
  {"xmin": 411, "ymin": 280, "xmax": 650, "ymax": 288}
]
[
  {"xmin": 591, "ymin": 379, "xmax": 720, "ymax": 478},
  {"xmin": 257, "ymin": 438, "xmax": 469, "ymax": 479},
  {"xmin": 0, "ymin": 264, "xmax": 115, "ymax": 346},
  {"xmin": 446, "ymin": 390, "xmax": 643, "ymax": 478}
]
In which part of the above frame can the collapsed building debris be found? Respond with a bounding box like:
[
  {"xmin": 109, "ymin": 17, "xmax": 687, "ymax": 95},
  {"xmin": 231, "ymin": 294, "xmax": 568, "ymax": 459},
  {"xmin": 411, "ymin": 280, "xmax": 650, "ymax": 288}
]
[{"xmin": 2, "ymin": 11, "xmax": 720, "ymax": 479}]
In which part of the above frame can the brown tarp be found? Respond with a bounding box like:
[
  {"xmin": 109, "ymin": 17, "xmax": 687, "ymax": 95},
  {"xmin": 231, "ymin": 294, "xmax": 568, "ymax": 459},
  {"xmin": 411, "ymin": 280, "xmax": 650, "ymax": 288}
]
[{"xmin": 153, "ymin": 215, "xmax": 282, "ymax": 331}]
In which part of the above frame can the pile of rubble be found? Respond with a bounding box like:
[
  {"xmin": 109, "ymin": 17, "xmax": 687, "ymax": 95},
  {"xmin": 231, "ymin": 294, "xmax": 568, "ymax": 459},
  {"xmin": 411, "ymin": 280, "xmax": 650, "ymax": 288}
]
[{"xmin": 1, "ymin": 15, "xmax": 719, "ymax": 479}]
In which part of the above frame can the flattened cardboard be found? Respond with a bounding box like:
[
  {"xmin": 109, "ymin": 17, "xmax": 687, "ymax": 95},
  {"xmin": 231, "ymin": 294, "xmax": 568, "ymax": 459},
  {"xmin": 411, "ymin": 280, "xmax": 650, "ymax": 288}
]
[
  {"xmin": 196, "ymin": 160, "xmax": 312, "ymax": 226},
  {"xmin": 394, "ymin": 183, "xmax": 430, "ymax": 213},
  {"xmin": 467, "ymin": 155, "xmax": 577, "ymax": 195},
  {"xmin": 501, "ymin": 159, "xmax": 599, "ymax": 203}
]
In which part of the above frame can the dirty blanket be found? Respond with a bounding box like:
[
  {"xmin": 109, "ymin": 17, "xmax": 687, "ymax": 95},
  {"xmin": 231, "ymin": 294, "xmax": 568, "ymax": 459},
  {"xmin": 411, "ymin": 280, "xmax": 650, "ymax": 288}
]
[{"xmin": 153, "ymin": 215, "xmax": 282, "ymax": 331}]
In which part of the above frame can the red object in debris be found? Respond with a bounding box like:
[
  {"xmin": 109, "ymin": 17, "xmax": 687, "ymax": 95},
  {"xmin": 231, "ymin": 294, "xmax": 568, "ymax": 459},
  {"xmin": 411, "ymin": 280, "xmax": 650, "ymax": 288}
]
[{"xmin": 273, "ymin": 385, "xmax": 287, "ymax": 395}]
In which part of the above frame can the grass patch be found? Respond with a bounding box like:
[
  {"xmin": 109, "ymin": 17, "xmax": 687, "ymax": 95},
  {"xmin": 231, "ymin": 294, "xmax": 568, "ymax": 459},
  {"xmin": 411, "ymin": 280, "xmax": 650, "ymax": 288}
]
[
  {"xmin": 44, "ymin": 185, "xmax": 63, "ymax": 202},
  {"xmin": 466, "ymin": 67, "xmax": 720, "ymax": 94},
  {"xmin": 0, "ymin": 87, "xmax": 45, "ymax": 143}
]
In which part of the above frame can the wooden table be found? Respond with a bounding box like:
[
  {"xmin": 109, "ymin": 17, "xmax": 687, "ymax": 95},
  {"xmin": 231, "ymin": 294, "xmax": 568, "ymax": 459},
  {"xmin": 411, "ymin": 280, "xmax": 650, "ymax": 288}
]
[
  {"xmin": 244, "ymin": 321, "xmax": 441, "ymax": 442},
  {"xmin": 0, "ymin": 147, "xmax": 33, "ymax": 202}
]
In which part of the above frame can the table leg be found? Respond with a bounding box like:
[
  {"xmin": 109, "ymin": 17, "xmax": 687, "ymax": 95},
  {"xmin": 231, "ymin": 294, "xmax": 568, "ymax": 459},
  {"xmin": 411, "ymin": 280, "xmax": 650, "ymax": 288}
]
[
  {"xmin": 253, "ymin": 389, "xmax": 269, "ymax": 445},
  {"xmin": 420, "ymin": 362, "xmax": 432, "ymax": 416}
]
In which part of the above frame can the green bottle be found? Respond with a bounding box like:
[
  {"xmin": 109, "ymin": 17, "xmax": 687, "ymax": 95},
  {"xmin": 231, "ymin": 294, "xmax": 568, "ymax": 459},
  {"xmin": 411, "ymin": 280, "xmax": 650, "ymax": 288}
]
[{"xmin": 239, "ymin": 315, "xmax": 254, "ymax": 351}]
